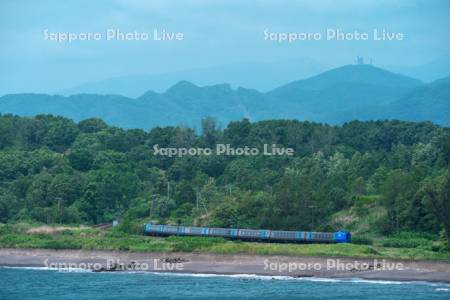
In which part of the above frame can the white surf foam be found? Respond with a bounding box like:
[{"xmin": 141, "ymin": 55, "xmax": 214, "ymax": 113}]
[
  {"xmin": 146, "ymin": 271, "xmax": 450, "ymax": 287},
  {"xmin": 1, "ymin": 266, "xmax": 91, "ymax": 272}
]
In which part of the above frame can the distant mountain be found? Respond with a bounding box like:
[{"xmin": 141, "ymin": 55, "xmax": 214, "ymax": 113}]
[
  {"xmin": 137, "ymin": 81, "xmax": 270, "ymax": 127},
  {"xmin": 387, "ymin": 53, "xmax": 450, "ymax": 83},
  {"xmin": 330, "ymin": 76, "xmax": 450, "ymax": 125},
  {"xmin": 271, "ymin": 64, "xmax": 421, "ymax": 93},
  {"xmin": 267, "ymin": 64, "xmax": 423, "ymax": 121},
  {"xmin": 385, "ymin": 76, "xmax": 450, "ymax": 124},
  {"xmin": 0, "ymin": 82, "xmax": 271, "ymax": 129},
  {"xmin": 60, "ymin": 58, "xmax": 325, "ymax": 98},
  {"xmin": 0, "ymin": 93, "xmax": 156, "ymax": 129},
  {"xmin": 1, "ymin": 64, "xmax": 448, "ymax": 128}
]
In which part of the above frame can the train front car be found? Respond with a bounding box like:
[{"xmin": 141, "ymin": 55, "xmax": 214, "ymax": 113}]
[{"xmin": 333, "ymin": 231, "xmax": 352, "ymax": 243}]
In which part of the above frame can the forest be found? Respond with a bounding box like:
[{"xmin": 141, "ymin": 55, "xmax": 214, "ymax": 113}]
[{"xmin": 0, "ymin": 114, "xmax": 449, "ymax": 243}]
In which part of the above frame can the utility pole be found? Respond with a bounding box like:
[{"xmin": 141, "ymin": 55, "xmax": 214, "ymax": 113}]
[
  {"xmin": 149, "ymin": 194, "xmax": 156, "ymax": 218},
  {"xmin": 309, "ymin": 205, "xmax": 317, "ymax": 230},
  {"xmin": 56, "ymin": 197, "xmax": 63, "ymax": 224},
  {"xmin": 196, "ymin": 191, "xmax": 199, "ymax": 210},
  {"xmin": 167, "ymin": 181, "xmax": 170, "ymax": 200},
  {"xmin": 201, "ymin": 192, "xmax": 207, "ymax": 214},
  {"xmin": 196, "ymin": 190, "xmax": 208, "ymax": 215}
]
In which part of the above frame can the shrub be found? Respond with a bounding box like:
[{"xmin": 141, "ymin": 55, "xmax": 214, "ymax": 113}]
[
  {"xmin": 381, "ymin": 231, "xmax": 437, "ymax": 249},
  {"xmin": 392, "ymin": 231, "xmax": 437, "ymax": 241},
  {"xmin": 382, "ymin": 237, "xmax": 430, "ymax": 249},
  {"xmin": 351, "ymin": 236, "xmax": 374, "ymax": 245},
  {"xmin": 41, "ymin": 239, "xmax": 81, "ymax": 250},
  {"xmin": 166, "ymin": 236, "xmax": 226, "ymax": 252}
]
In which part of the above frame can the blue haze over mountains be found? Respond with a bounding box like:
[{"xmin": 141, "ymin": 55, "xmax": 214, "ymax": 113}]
[
  {"xmin": 0, "ymin": 64, "xmax": 449, "ymax": 129},
  {"xmin": 60, "ymin": 58, "xmax": 326, "ymax": 97}
]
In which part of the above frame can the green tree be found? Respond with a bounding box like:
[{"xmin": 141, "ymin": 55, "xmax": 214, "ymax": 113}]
[
  {"xmin": 422, "ymin": 172, "xmax": 450, "ymax": 244},
  {"xmin": 78, "ymin": 118, "xmax": 108, "ymax": 133}
]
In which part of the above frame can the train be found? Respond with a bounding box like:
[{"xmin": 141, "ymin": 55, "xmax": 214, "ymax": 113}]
[{"xmin": 144, "ymin": 223, "xmax": 351, "ymax": 243}]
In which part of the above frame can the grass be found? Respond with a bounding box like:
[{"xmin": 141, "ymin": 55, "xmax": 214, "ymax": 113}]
[{"xmin": 0, "ymin": 223, "xmax": 449, "ymax": 261}]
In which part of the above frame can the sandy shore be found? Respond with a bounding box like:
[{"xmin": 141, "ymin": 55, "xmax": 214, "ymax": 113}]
[{"xmin": 0, "ymin": 248, "xmax": 449, "ymax": 283}]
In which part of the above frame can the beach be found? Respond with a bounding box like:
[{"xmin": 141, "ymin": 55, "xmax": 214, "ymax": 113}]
[{"xmin": 0, "ymin": 248, "xmax": 449, "ymax": 283}]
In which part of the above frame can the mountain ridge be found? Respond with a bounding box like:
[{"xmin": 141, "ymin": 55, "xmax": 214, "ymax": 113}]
[
  {"xmin": 1, "ymin": 64, "xmax": 448, "ymax": 128},
  {"xmin": 58, "ymin": 58, "xmax": 326, "ymax": 98},
  {"xmin": 269, "ymin": 64, "xmax": 422, "ymax": 95}
]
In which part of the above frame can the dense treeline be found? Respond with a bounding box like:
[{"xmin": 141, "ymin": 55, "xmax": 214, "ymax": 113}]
[{"xmin": 0, "ymin": 114, "xmax": 449, "ymax": 242}]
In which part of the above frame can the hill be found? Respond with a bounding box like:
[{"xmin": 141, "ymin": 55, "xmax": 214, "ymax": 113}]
[
  {"xmin": 330, "ymin": 76, "xmax": 450, "ymax": 126},
  {"xmin": 0, "ymin": 83, "xmax": 270, "ymax": 129},
  {"xmin": 267, "ymin": 65, "xmax": 423, "ymax": 121},
  {"xmin": 271, "ymin": 64, "xmax": 421, "ymax": 93},
  {"xmin": 386, "ymin": 76, "xmax": 450, "ymax": 124},
  {"xmin": 1, "ymin": 64, "xmax": 449, "ymax": 128},
  {"xmin": 0, "ymin": 115, "xmax": 449, "ymax": 249}
]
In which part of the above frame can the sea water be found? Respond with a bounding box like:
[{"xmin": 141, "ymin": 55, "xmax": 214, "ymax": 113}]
[{"xmin": 0, "ymin": 267, "xmax": 449, "ymax": 299}]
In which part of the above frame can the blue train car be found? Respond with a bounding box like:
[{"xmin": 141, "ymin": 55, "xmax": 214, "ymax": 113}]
[{"xmin": 144, "ymin": 223, "xmax": 351, "ymax": 244}]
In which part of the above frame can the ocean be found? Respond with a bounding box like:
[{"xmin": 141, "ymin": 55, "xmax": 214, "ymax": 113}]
[{"xmin": 0, "ymin": 267, "xmax": 449, "ymax": 299}]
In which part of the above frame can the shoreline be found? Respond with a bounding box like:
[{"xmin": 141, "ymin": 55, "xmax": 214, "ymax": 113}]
[{"xmin": 1, "ymin": 248, "xmax": 450, "ymax": 284}]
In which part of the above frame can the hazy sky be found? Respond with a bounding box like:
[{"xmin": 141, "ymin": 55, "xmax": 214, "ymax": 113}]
[{"xmin": 1, "ymin": 0, "xmax": 449, "ymax": 94}]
